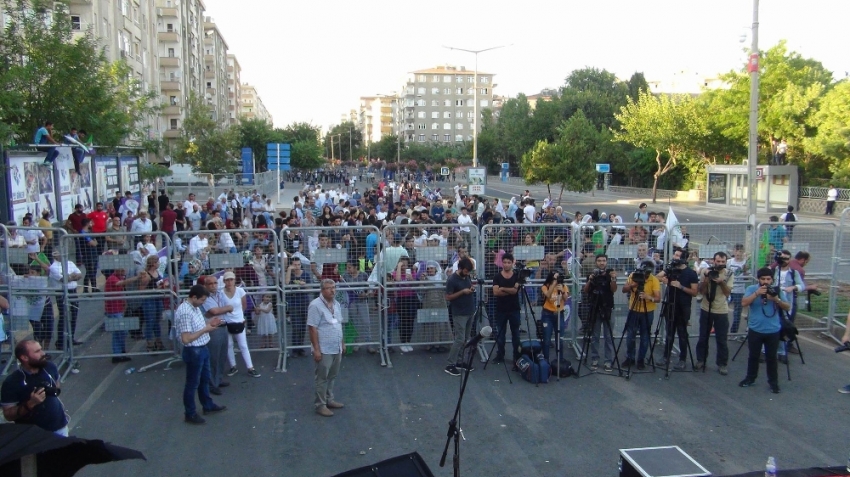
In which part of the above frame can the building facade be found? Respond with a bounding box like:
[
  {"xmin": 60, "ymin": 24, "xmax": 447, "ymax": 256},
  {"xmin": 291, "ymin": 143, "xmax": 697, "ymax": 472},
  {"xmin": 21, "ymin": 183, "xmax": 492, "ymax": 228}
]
[
  {"xmin": 203, "ymin": 17, "xmax": 229, "ymax": 126},
  {"xmin": 240, "ymin": 84, "xmax": 273, "ymax": 124},
  {"xmin": 226, "ymin": 54, "xmax": 242, "ymax": 125},
  {"xmin": 396, "ymin": 65, "xmax": 495, "ymax": 144},
  {"xmin": 358, "ymin": 96, "xmax": 394, "ymax": 145}
]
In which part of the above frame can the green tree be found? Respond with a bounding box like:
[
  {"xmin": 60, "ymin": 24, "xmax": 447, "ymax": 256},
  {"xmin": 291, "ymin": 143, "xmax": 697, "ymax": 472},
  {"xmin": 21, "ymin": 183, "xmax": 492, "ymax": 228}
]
[
  {"xmin": 806, "ymin": 80, "xmax": 850, "ymax": 181},
  {"xmin": 0, "ymin": 0, "xmax": 157, "ymax": 147},
  {"xmin": 323, "ymin": 121, "xmax": 362, "ymax": 162},
  {"xmin": 498, "ymin": 95, "xmax": 534, "ymax": 168},
  {"xmin": 614, "ymin": 91, "xmax": 708, "ymax": 202},
  {"xmin": 172, "ymin": 93, "xmax": 240, "ymax": 176},
  {"xmin": 237, "ymin": 118, "xmax": 276, "ymax": 166}
]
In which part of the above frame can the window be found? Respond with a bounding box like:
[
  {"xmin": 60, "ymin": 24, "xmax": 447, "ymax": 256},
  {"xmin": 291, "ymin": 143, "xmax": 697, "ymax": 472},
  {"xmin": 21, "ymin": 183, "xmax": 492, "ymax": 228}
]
[
  {"xmin": 443, "ymin": 123, "xmax": 451, "ymax": 130},
  {"xmin": 407, "ymin": 134, "xmax": 414, "ymax": 141},
  {"xmin": 480, "ymin": 88, "xmax": 489, "ymax": 95},
  {"xmin": 444, "ymin": 134, "xmax": 451, "ymax": 142},
  {"xmin": 170, "ymin": 96, "xmax": 178, "ymax": 105},
  {"xmin": 443, "ymin": 75, "xmax": 452, "ymax": 82},
  {"xmin": 206, "ymin": 82, "xmax": 212, "ymax": 88},
  {"xmin": 456, "ymin": 88, "xmax": 463, "ymax": 94},
  {"xmin": 456, "ymin": 123, "xmax": 464, "ymax": 129},
  {"xmin": 443, "ymin": 88, "xmax": 451, "ymax": 94},
  {"xmin": 431, "ymin": 75, "xmax": 439, "ymax": 82},
  {"xmin": 467, "ymin": 111, "xmax": 474, "ymax": 118},
  {"xmin": 455, "ymin": 100, "xmax": 464, "ymax": 106},
  {"xmin": 431, "ymin": 100, "xmax": 439, "ymax": 106},
  {"xmin": 417, "ymin": 111, "xmax": 426, "ymax": 118},
  {"xmin": 480, "ymin": 99, "xmax": 489, "ymax": 107},
  {"xmin": 417, "ymin": 87, "xmax": 425, "ymax": 94},
  {"xmin": 480, "ymin": 77, "xmax": 490, "ymax": 84},
  {"xmin": 443, "ymin": 100, "xmax": 451, "ymax": 106},
  {"xmin": 467, "ymin": 76, "xmax": 474, "ymax": 83},
  {"xmin": 418, "ymin": 75, "xmax": 427, "ymax": 82},
  {"xmin": 70, "ymin": 15, "xmax": 81, "ymax": 30},
  {"xmin": 417, "ymin": 123, "xmax": 426, "ymax": 130},
  {"xmin": 417, "ymin": 134, "xmax": 425, "ymax": 142},
  {"xmin": 431, "ymin": 111, "xmax": 439, "ymax": 119},
  {"xmin": 455, "ymin": 135, "xmax": 463, "ymax": 142},
  {"xmin": 431, "ymin": 134, "xmax": 438, "ymax": 141},
  {"xmin": 456, "ymin": 76, "xmax": 464, "ymax": 83},
  {"xmin": 170, "ymin": 118, "xmax": 178, "ymax": 129},
  {"xmin": 431, "ymin": 123, "xmax": 439, "ymax": 130},
  {"xmin": 431, "ymin": 87, "xmax": 439, "ymax": 94},
  {"xmin": 121, "ymin": 0, "xmax": 130, "ymax": 16},
  {"xmin": 443, "ymin": 112, "xmax": 452, "ymax": 118},
  {"xmin": 166, "ymin": 23, "xmax": 174, "ymax": 32},
  {"xmin": 168, "ymin": 47, "xmax": 175, "ymax": 57}
]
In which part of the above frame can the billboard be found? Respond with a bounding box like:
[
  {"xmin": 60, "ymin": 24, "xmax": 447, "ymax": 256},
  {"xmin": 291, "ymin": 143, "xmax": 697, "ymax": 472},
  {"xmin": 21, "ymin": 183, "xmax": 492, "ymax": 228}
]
[
  {"xmin": 5, "ymin": 147, "xmax": 90, "ymax": 223},
  {"xmin": 467, "ymin": 167, "xmax": 487, "ymax": 195},
  {"xmin": 707, "ymin": 173, "xmax": 728, "ymax": 204},
  {"xmin": 119, "ymin": 156, "xmax": 140, "ymax": 202},
  {"xmin": 94, "ymin": 156, "xmax": 120, "ymax": 205}
]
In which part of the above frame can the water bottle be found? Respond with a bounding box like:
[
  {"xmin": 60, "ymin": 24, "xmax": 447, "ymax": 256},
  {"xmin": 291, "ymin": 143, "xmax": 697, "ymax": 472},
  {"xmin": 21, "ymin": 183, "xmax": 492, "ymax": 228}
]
[
  {"xmin": 846, "ymin": 450, "xmax": 850, "ymax": 473},
  {"xmin": 124, "ymin": 367, "xmax": 136, "ymax": 375},
  {"xmin": 765, "ymin": 456, "xmax": 776, "ymax": 477}
]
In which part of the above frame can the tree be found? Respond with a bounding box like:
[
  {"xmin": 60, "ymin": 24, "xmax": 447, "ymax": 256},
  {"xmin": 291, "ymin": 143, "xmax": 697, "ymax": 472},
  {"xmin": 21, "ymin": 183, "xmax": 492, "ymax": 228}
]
[
  {"xmin": 614, "ymin": 91, "xmax": 708, "ymax": 202},
  {"xmin": 323, "ymin": 121, "xmax": 362, "ymax": 162},
  {"xmin": 498, "ymin": 95, "xmax": 534, "ymax": 167},
  {"xmin": 237, "ymin": 118, "xmax": 276, "ymax": 166},
  {"xmin": 172, "ymin": 93, "xmax": 240, "ymax": 178},
  {"xmin": 806, "ymin": 81, "xmax": 850, "ymax": 182},
  {"xmin": 0, "ymin": 0, "xmax": 157, "ymax": 147}
]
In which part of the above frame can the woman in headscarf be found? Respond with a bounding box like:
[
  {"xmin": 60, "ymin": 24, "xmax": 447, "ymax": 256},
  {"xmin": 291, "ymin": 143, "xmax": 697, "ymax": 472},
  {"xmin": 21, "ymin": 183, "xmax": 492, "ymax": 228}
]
[
  {"xmin": 419, "ymin": 260, "xmax": 449, "ymax": 352},
  {"xmin": 495, "ymin": 198, "xmax": 506, "ymax": 222},
  {"xmin": 507, "ymin": 197, "xmax": 518, "ymax": 223}
]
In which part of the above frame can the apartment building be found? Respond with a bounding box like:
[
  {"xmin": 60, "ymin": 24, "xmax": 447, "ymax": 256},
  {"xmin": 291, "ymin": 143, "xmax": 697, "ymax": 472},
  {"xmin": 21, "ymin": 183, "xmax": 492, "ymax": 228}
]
[
  {"xmin": 396, "ymin": 65, "xmax": 495, "ymax": 144},
  {"xmin": 240, "ymin": 83, "xmax": 273, "ymax": 124},
  {"xmin": 226, "ymin": 54, "xmax": 242, "ymax": 126},
  {"xmin": 358, "ymin": 96, "xmax": 394, "ymax": 145},
  {"xmin": 203, "ymin": 17, "xmax": 229, "ymax": 126}
]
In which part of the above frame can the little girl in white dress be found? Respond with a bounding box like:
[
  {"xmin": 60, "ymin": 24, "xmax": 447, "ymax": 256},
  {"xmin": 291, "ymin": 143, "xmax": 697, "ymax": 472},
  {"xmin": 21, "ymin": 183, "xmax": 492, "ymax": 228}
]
[{"xmin": 254, "ymin": 294, "xmax": 277, "ymax": 348}]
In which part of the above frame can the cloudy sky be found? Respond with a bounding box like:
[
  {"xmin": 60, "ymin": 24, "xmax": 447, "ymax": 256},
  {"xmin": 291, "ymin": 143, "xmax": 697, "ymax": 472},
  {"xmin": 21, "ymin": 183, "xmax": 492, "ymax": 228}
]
[{"xmin": 202, "ymin": 0, "xmax": 849, "ymax": 130}]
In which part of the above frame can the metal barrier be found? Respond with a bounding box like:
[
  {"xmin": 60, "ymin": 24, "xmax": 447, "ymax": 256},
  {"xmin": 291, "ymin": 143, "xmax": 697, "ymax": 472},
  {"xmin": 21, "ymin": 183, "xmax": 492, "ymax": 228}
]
[
  {"xmin": 279, "ymin": 225, "xmax": 383, "ymax": 371},
  {"xmin": 56, "ymin": 231, "xmax": 177, "ymax": 377},
  {"xmin": 755, "ymin": 220, "xmax": 836, "ymax": 333},
  {"xmin": 173, "ymin": 227, "xmax": 285, "ymax": 373},
  {"xmin": 1, "ymin": 226, "xmax": 71, "ymax": 376},
  {"xmin": 828, "ymin": 208, "xmax": 850, "ymax": 342}
]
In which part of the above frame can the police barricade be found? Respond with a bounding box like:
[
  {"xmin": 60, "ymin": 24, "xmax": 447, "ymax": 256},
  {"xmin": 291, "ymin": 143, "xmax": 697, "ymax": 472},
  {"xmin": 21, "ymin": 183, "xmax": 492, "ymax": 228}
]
[
  {"xmin": 173, "ymin": 227, "xmax": 285, "ymax": 374},
  {"xmin": 828, "ymin": 208, "xmax": 850, "ymax": 342},
  {"xmin": 1, "ymin": 225, "xmax": 70, "ymax": 376},
  {"xmin": 57, "ymin": 231, "xmax": 177, "ymax": 377},
  {"xmin": 755, "ymin": 219, "xmax": 838, "ymax": 334},
  {"xmin": 481, "ymin": 222, "xmax": 576, "ymax": 366},
  {"xmin": 279, "ymin": 225, "xmax": 383, "ymax": 371}
]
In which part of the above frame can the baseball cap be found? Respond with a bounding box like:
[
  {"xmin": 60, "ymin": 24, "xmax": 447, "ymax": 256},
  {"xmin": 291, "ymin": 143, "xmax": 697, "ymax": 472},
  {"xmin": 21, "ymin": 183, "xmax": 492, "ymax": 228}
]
[{"xmin": 223, "ymin": 271, "xmax": 236, "ymax": 280}]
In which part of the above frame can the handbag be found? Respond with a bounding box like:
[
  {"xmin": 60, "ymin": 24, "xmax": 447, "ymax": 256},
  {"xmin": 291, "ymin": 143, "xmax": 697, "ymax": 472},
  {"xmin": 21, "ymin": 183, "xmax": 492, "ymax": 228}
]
[{"xmin": 226, "ymin": 321, "xmax": 246, "ymax": 334}]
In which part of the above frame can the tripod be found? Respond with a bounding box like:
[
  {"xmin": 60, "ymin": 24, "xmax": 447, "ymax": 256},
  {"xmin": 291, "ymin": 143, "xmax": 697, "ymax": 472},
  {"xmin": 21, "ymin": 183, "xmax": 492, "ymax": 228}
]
[
  {"xmin": 648, "ymin": 284, "xmax": 696, "ymax": 379},
  {"xmin": 732, "ymin": 308, "xmax": 805, "ymax": 381},
  {"xmin": 577, "ymin": 286, "xmax": 621, "ymax": 378},
  {"xmin": 439, "ymin": 318, "xmax": 479, "ymax": 477},
  {"xmin": 614, "ymin": 287, "xmax": 651, "ymax": 380},
  {"xmin": 481, "ymin": 278, "xmax": 513, "ymax": 383}
]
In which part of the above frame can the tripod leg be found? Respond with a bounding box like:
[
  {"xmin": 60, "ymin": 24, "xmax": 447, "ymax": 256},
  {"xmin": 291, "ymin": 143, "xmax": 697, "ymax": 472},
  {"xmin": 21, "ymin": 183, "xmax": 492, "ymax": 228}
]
[
  {"xmin": 795, "ymin": 338, "xmax": 805, "ymax": 364},
  {"xmin": 732, "ymin": 333, "xmax": 748, "ymax": 361}
]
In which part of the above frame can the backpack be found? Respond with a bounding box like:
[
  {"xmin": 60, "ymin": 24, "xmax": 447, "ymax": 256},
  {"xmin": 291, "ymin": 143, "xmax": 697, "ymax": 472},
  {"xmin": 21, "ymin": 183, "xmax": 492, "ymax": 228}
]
[
  {"xmin": 550, "ymin": 358, "xmax": 575, "ymax": 378},
  {"xmin": 516, "ymin": 352, "xmax": 552, "ymax": 384},
  {"xmin": 783, "ymin": 212, "xmax": 796, "ymax": 223}
]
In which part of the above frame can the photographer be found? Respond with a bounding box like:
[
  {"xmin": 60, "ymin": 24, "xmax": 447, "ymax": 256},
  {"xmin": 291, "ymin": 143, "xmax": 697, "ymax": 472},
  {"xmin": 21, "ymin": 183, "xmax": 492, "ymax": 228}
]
[
  {"xmin": 541, "ymin": 271, "xmax": 570, "ymax": 361},
  {"xmin": 696, "ymin": 251, "xmax": 734, "ymax": 375},
  {"xmin": 769, "ymin": 250, "xmax": 805, "ymax": 362},
  {"xmin": 1, "ymin": 340, "xmax": 69, "ymax": 435},
  {"xmin": 581, "ymin": 255, "xmax": 617, "ymax": 371},
  {"xmin": 738, "ymin": 268, "xmax": 790, "ymax": 394},
  {"xmin": 622, "ymin": 260, "xmax": 661, "ymax": 370},
  {"xmin": 491, "ymin": 253, "xmax": 521, "ymax": 364},
  {"xmin": 656, "ymin": 250, "xmax": 699, "ymax": 369}
]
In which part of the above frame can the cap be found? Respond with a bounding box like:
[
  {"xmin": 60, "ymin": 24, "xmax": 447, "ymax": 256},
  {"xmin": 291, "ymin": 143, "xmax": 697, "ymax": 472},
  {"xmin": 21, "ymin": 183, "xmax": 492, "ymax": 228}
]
[{"xmin": 223, "ymin": 271, "xmax": 236, "ymax": 280}]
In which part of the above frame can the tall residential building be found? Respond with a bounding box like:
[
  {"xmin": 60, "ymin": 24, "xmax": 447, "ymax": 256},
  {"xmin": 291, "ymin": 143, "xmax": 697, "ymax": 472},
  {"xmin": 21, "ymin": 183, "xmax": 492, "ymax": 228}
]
[
  {"xmin": 358, "ymin": 96, "xmax": 393, "ymax": 145},
  {"xmin": 226, "ymin": 54, "xmax": 242, "ymax": 125},
  {"xmin": 396, "ymin": 65, "xmax": 495, "ymax": 144},
  {"xmin": 240, "ymin": 83, "xmax": 273, "ymax": 124},
  {"xmin": 203, "ymin": 17, "xmax": 229, "ymax": 126}
]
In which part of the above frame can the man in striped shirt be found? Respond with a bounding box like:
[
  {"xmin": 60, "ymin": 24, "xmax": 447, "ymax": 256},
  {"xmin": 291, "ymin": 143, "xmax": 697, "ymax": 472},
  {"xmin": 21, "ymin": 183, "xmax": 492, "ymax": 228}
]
[{"xmin": 174, "ymin": 285, "xmax": 226, "ymax": 425}]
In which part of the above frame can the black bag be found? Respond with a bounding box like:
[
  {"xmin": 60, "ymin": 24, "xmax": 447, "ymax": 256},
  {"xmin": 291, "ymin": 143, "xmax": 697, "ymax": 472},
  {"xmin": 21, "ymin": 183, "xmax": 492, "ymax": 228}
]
[
  {"xmin": 779, "ymin": 314, "xmax": 798, "ymax": 342},
  {"xmin": 520, "ymin": 340, "xmax": 542, "ymax": 358},
  {"xmin": 226, "ymin": 321, "xmax": 246, "ymax": 334},
  {"xmin": 550, "ymin": 358, "xmax": 575, "ymax": 378}
]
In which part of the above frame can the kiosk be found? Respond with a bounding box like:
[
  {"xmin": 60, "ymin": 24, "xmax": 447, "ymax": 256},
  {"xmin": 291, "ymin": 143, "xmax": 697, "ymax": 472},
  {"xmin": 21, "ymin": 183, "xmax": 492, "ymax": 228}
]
[{"xmin": 705, "ymin": 164, "xmax": 798, "ymax": 212}]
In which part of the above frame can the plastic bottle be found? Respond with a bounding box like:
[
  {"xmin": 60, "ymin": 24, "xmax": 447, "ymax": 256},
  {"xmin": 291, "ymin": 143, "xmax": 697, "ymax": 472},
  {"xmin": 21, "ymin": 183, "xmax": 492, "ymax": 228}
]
[
  {"xmin": 765, "ymin": 456, "xmax": 776, "ymax": 477},
  {"xmin": 846, "ymin": 450, "xmax": 850, "ymax": 473},
  {"xmin": 124, "ymin": 367, "xmax": 136, "ymax": 375}
]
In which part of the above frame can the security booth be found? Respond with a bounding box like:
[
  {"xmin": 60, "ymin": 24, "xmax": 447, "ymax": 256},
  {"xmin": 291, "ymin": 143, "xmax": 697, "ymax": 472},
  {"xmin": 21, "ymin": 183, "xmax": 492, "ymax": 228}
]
[{"xmin": 705, "ymin": 164, "xmax": 799, "ymax": 212}]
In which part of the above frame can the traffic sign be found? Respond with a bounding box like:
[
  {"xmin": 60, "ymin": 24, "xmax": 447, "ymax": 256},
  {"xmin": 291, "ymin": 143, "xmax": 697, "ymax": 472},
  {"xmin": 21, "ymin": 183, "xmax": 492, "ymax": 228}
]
[
  {"xmin": 756, "ymin": 167, "xmax": 764, "ymax": 181},
  {"xmin": 595, "ymin": 163, "xmax": 610, "ymax": 173},
  {"xmin": 440, "ymin": 167, "xmax": 450, "ymax": 176}
]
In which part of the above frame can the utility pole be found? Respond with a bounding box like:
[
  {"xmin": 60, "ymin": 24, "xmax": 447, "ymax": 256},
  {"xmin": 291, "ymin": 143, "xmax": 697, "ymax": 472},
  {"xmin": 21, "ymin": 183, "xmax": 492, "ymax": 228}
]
[{"xmin": 747, "ymin": 0, "xmax": 760, "ymax": 241}]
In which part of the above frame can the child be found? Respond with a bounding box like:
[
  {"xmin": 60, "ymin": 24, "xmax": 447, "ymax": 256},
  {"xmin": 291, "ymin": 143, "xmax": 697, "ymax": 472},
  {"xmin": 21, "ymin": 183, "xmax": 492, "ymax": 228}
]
[{"xmin": 254, "ymin": 294, "xmax": 277, "ymax": 349}]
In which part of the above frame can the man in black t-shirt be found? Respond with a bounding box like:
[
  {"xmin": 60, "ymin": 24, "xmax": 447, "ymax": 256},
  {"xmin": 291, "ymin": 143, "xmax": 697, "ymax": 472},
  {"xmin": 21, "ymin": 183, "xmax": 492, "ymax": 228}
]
[
  {"xmin": 492, "ymin": 253, "xmax": 521, "ymax": 364},
  {"xmin": 656, "ymin": 249, "xmax": 699, "ymax": 369},
  {"xmin": 444, "ymin": 258, "xmax": 475, "ymax": 376},
  {"xmin": 1, "ymin": 340, "xmax": 69, "ymax": 435}
]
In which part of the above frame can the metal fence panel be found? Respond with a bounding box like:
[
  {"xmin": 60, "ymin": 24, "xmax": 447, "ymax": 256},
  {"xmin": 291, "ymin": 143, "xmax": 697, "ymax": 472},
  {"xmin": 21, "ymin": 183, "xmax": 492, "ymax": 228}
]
[{"xmin": 828, "ymin": 208, "xmax": 850, "ymax": 342}]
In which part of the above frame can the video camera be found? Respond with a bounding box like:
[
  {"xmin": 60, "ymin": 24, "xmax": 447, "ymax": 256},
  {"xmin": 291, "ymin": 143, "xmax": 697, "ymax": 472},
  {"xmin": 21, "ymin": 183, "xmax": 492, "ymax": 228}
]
[
  {"xmin": 515, "ymin": 263, "xmax": 533, "ymax": 285},
  {"xmin": 663, "ymin": 259, "xmax": 687, "ymax": 281},
  {"xmin": 589, "ymin": 268, "xmax": 614, "ymax": 291},
  {"xmin": 706, "ymin": 264, "xmax": 726, "ymax": 280},
  {"xmin": 629, "ymin": 263, "xmax": 655, "ymax": 293}
]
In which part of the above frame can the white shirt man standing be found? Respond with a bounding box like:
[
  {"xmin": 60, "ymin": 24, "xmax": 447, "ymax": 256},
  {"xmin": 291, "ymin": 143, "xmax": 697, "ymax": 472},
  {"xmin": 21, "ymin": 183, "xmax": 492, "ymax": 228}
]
[{"xmin": 308, "ymin": 279, "xmax": 345, "ymax": 417}]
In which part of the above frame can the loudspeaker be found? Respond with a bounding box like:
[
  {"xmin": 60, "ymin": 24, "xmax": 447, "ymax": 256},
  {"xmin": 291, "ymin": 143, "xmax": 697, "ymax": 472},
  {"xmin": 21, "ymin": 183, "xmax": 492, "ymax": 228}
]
[{"xmin": 332, "ymin": 452, "xmax": 434, "ymax": 477}]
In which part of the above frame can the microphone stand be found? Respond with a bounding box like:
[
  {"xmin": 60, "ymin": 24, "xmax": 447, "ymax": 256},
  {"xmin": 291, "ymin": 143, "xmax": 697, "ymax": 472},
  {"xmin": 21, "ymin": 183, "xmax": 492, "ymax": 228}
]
[{"xmin": 440, "ymin": 326, "xmax": 478, "ymax": 476}]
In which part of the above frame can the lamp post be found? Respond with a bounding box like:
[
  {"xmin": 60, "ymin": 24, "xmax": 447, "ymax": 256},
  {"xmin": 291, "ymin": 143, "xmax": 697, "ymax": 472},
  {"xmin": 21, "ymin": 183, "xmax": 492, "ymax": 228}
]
[
  {"xmin": 746, "ymin": 0, "xmax": 760, "ymax": 227},
  {"xmin": 443, "ymin": 44, "xmax": 511, "ymax": 168}
]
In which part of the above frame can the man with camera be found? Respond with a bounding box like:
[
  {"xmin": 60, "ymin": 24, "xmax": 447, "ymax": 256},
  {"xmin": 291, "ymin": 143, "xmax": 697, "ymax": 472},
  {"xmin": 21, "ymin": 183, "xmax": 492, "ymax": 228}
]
[
  {"xmin": 1, "ymin": 340, "xmax": 69, "ymax": 435},
  {"xmin": 582, "ymin": 255, "xmax": 617, "ymax": 371},
  {"xmin": 696, "ymin": 251, "xmax": 734, "ymax": 375},
  {"xmin": 622, "ymin": 260, "xmax": 662, "ymax": 370},
  {"xmin": 491, "ymin": 253, "xmax": 522, "ymax": 364},
  {"xmin": 770, "ymin": 250, "xmax": 806, "ymax": 362},
  {"xmin": 738, "ymin": 268, "xmax": 791, "ymax": 394},
  {"xmin": 656, "ymin": 250, "xmax": 699, "ymax": 369}
]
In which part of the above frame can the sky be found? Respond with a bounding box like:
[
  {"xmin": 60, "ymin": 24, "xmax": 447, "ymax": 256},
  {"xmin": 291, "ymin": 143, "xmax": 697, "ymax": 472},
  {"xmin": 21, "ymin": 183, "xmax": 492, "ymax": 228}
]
[{"xmin": 202, "ymin": 0, "xmax": 849, "ymax": 131}]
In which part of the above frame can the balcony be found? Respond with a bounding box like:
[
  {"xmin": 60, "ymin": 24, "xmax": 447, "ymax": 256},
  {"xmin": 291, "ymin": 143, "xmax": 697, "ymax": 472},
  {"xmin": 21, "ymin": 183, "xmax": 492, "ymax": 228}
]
[
  {"xmin": 158, "ymin": 7, "xmax": 178, "ymax": 17},
  {"xmin": 158, "ymin": 31, "xmax": 179, "ymax": 43},
  {"xmin": 163, "ymin": 105, "xmax": 181, "ymax": 115},
  {"xmin": 160, "ymin": 80, "xmax": 181, "ymax": 92},
  {"xmin": 204, "ymin": 70, "xmax": 215, "ymax": 79},
  {"xmin": 163, "ymin": 129, "xmax": 181, "ymax": 139},
  {"xmin": 160, "ymin": 56, "xmax": 179, "ymax": 67}
]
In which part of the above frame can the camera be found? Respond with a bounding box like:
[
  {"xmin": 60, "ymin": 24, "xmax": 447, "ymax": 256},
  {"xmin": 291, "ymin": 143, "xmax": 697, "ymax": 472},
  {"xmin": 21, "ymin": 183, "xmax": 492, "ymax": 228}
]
[
  {"xmin": 515, "ymin": 263, "xmax": 533, "ymax": 284},
  {"xmin": 37, "ymin": 382, "xmax": 61, "ymax": 397},
  {"xmin": 664, "ymin": 259, "xmax": 687, "ymax": 281},
  {"xmin": 763, "ymin": 284, "xmax": 780, "ymax": 297},
  {"xmin": 589, "ymin": 268, "xmax": 614, "ymax": 291},
  {"xmin": 556, "ymin": 274, "xmax": 566, "ymax": 285},
  {"xmin": 706, "ymin": 264, "xmax": 726, "ymax": 280}
]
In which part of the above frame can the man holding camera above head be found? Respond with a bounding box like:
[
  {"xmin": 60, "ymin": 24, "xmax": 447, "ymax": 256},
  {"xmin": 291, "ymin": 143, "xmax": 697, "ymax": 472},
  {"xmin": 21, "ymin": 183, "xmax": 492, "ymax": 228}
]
[
  {"xmin": 622, "ymin": 260, "xmax": 662, "ymax": 370},
  {"xmin": 739, "ymin": 268, "xmax": 790, "ymax": 394},
  {"xmin": 696, "ymin": 251, "xmax": 734, "ymax": 375},
  {"xmin": 582, "ymin": 255, "xmax": 617, "ymax": 371},
  {"xmin": 656, "ymin": 250, "xmax": 699, "ymax": 369},
  {"xmin": 1, "ymin": 340, "xmax": 69, "ymax": 435},
  {"xmin": 491, "ymin": 253, "xmax": 521, "ymax": 365}
]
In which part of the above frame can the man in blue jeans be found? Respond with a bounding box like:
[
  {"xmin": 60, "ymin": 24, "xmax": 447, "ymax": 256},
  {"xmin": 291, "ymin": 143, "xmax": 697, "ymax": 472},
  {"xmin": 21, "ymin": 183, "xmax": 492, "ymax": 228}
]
[
  {"xmin": 491, "ymin": 253, "xmax": 521, "ymax": 365},
  {"xmin": 174, "ymin": 285, "xmax": 226, "ymax": 424},
  {"xmin": 34, "ymin": 121, "xmax": 60, "ymax": 166},
  {"xmin": 622, "ymin": 260, "xmax": 661, "ymax": 370}
]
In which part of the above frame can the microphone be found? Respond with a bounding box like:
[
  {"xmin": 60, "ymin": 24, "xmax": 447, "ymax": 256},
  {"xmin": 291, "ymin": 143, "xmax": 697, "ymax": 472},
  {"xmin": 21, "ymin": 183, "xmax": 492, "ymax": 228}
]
[{"xmin": 463, "ymin": 326, "xmax": 492, "ymax": 349}]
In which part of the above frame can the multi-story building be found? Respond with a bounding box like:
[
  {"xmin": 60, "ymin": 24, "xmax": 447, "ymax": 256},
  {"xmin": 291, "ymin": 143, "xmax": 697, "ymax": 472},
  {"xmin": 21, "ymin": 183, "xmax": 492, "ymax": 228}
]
[
  {"xmin": 396, "ymin": 65, "xmax": 495, "ymax": 145},
  {"xmin": 647, "ymin": 70, "xmax": 728, "ymax": 96},
  {"xmin": 358, "ymin": 96, "xmax": 394, "ymax": 145},
  {"xmin": 226, "ymin": 54, "xmax": 242, "ymax": 126},
  {"xmin": 203, "ymin": 17, "xmax": 229, "ymax": 126},
  {"xmin": 240, "ymin": 84, "xmax": 273, "ymax": 125}
]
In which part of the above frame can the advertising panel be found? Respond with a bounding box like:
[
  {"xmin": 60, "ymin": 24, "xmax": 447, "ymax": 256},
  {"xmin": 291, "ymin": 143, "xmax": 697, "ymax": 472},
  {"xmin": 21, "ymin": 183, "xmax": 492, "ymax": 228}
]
[
  {"xmin": 707, "ymin": 173, "xmax": 728, "ymax": 204},
  {"xmin": 118, "ymin": 156, "xmax": 140, "ymax": 202},
  {"xmin": 467, "ymin": 167, "xmax": 487, "ymax": 195},
  {"xmin": 94, "ymin": 156, "xmax": 119, "ymax": 205}
]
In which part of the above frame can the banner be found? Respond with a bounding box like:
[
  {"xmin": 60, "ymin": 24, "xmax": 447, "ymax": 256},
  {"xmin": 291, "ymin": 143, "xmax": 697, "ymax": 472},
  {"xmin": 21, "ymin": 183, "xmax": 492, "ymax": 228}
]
[
  {"xmin": 94, "ymin": 156, "xmax": 119, "ymax": 206},
  {"xmin": 8, "ymin": 155, "xmax": 41, "ymax": 224},
  {"xmin": 119, "ymin": 156, "xmax": 140, "ymax": 202},
  {"xmin": 55, "ymin": 149, "xmax": 75, "ymax": 219}
]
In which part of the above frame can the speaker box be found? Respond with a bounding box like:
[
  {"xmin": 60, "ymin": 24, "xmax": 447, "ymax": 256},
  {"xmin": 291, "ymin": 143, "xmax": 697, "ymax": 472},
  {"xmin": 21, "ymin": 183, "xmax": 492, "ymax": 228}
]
[{"xmin": 332, "ymin": 452, "xmax": 434, "ymax": 477}]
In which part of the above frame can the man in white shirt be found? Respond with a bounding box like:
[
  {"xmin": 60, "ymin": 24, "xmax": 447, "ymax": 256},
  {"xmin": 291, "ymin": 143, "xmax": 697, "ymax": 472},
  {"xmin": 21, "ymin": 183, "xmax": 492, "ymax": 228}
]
[
  {"xmin": 21, "ymin": 216, "xmax": 45, "ymax": 253},
  {"xmin": 130, "ymin": 211, "xmax": 153, "ymax": 246},
  {"xmin": 826, "ymin": 184, "xmax": 838, "ymax": 215},
  {"xmin": 456, "ymin": 207, "xmax": 473, "ymax": 233},
  {"xmin": 183, "ymin": 193, "xmax": 199, "ymax": 215},
  {"xmin": 523, "ymin": 200, "xmax": 536, "ymax": 224},
  {"xmin": 189, "ymin": 233, "xmax": 209, "ymax": 257},
  {"xmin": 48, "ymin": 251, "xmax": 83, "ymax": 349}
]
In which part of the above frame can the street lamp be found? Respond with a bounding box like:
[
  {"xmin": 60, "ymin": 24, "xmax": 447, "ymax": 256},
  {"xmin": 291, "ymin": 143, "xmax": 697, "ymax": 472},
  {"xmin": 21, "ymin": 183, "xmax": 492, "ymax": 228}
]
[{"xmin": 443, "ymin": 44, "xmax": 511, "ymax": 168}]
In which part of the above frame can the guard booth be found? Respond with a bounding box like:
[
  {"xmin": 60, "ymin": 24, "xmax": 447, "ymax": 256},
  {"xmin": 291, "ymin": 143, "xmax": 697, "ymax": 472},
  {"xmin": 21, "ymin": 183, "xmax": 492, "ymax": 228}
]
[
  {"xmin": 705, "ymin": 164, "xmax": 799, "ymax": 212},
  {"xmin": 596, "ymin": 163, "xmax": 611, "ymax": 190}
]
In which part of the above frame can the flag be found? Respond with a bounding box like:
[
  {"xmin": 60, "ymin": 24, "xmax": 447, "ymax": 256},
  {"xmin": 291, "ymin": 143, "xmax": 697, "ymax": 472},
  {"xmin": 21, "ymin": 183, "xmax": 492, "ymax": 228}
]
[
  {"xmin": 157, "ymin": 246, "xmax": 169, "ymax": 258},
  {"xmin": 666, "ymin": 206, "xmax": 679, "ymax": 232}
]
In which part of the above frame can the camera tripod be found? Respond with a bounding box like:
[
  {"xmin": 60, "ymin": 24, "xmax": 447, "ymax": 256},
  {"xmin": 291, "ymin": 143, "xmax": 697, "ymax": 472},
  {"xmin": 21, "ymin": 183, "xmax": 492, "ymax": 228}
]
[
  {"xmin": 614, "ymin": 284, "xmax": 652, "ymax": 380},
  {"xmin": 647, "ymin": 283, "xmax": 696, "ymax": 379},
  {"xmin": 480, "ymin": 277, "xmax": 514, "ymax": 383},
  {"xmin": 577, "ymin": 287, "xmax": 622, "ymax": 378},
  {"xmin": 731, "ymin": 307, "xmax": 805, "ymax": 381}
]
